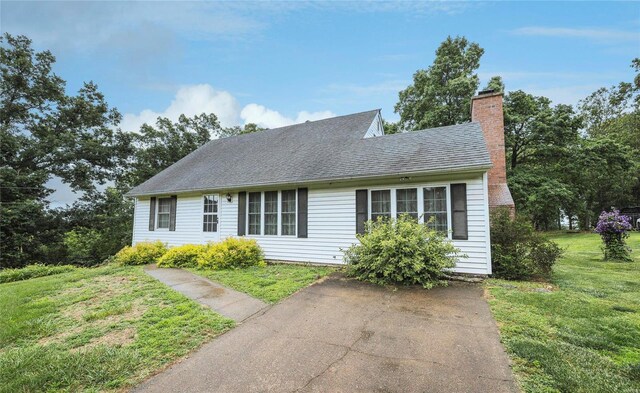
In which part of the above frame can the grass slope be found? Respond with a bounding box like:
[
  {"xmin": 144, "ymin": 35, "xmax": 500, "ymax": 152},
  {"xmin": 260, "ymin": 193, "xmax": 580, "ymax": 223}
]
[
  {"xmin": 486, "ymin": 232, "xmax": 640, "ymax": 393},
  {"xmin": 0, "ymin": 265, "xmax": 234, "ymax": 392},
  {"xmin": 190, "ymin": 264, "xmax": 335, "ymax": 303}
]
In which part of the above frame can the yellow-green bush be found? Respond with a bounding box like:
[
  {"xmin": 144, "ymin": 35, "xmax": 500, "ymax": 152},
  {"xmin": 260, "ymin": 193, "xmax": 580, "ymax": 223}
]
[
  {"xmin": 157, "ymin": 244, "xmax": 204, "ymax": 268},
  {"xmin": 197, "ymin": 237, "xmax": 265, "ymax": 269},
  {"xmin": 113, "ymin": 241, "xmax": 168, "ymax": 266}
]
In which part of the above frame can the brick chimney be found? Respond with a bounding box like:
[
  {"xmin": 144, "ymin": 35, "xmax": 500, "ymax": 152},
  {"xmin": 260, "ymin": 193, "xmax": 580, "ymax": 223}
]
[{"xmin": 471, "ymin": 90, "xmax": 515, "ymax": 214}]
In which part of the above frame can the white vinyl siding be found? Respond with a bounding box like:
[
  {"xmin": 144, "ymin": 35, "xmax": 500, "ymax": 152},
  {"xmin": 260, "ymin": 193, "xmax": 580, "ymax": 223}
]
[
  {"xmin": 132, "ymin": 173, "xmax": 491, "ymax": 274},
  {"xmin": 363, "ymin": 112, "xmax": 384, "ymax": 138}
]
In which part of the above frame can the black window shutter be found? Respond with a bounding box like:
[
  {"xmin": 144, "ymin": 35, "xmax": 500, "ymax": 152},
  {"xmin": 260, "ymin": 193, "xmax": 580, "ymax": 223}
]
[
  {"xmin": 237, "ymin": 192, "xmax": 247, "ymax": 236},
  {"xmin": 451, "ymin": 184, "xmax": 468, "ymax": 240},
  {"xmin": 355, "ymin": 189, "xmax": 368, "ymax": 235},
  {"xmin": 169, "ymin": 195, "xmax": 177, "ymax": 231},
  {"xmin": 297, "ymin": 188, "xmax": 308, "ymax": 238},
  {"xmin": 149, "ymin": 197, "xmax": 156, "ymax": 231}
]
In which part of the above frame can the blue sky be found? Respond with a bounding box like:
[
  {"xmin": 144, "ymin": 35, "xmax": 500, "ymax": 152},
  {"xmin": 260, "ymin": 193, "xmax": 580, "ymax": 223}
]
[
  {"xmin": 4, "ymin": 1, "xmax": 639, "ymax": 129},
  {"xmin": 3, "ymin": 1, "xmax": 639, "ymax": 203}
]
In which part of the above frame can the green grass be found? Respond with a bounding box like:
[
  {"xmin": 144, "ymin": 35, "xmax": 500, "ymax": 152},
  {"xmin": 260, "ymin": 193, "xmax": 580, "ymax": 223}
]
[
  {"xmin": 486, "ymin": 231, "xmax": 640, "ymax": 393},
  {"xmin": 189, "ymin": 264, "xmax": 335, "ymax": 303},
  {"xmin": 0, "ymin": 264, "xmax": 234, "ymax": 392}
]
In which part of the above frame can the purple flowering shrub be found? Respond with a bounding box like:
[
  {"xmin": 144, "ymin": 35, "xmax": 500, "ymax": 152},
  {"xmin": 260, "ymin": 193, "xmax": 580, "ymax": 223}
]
[{"xmin": 595, "ymin": 210, "xmax": 633, "ymax": 261}]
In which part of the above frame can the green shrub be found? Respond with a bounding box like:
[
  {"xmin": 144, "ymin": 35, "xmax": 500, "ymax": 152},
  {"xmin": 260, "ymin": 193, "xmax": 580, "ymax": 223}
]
[
  {"xmin": 0, "ymin": 264, "xmax": 77, "ymax": 284},
  {"xmin": 344, "ymin": 215, "xmax": 462, "ymax": 289},
  {"xmin": 197, "ymin": 237, "xmax": 265, "ymax": 270},
  {"xmin": 157, "ymin": 244, "xmax": 205, "ymax": 268},
  {"xmin": 63, "ymin": 229, "xmax": 107, "ymax": 266},
  {"xmin": 490, "ymin": 208, "xmax": 563, "ymax": 280},
  {"xmin": 595, "ymin": 210, "xmax": 633, "ymax": 261},
  {"xmin": 113, "ymin": 241, "xmax": 168, "ymax": 266}
]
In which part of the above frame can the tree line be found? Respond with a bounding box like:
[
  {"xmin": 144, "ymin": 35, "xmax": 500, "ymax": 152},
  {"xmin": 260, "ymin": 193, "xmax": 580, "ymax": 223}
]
[
  {"xmin": 391, "ymin": 36, "xmax": 639, "ymax": 231},
  {"xmin": 1, "ymin": 33, "xmax": 638, "ymax": 268},
  {"xmin": 0, "ymin": 34, "xmax": 263, "ymax": 268}
]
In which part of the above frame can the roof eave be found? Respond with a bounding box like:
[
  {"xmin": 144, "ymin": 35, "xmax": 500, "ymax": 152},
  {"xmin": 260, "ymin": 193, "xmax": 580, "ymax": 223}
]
[{"xmin": 124, "ymin": 163, "xmax": 492, "ymax": 198}]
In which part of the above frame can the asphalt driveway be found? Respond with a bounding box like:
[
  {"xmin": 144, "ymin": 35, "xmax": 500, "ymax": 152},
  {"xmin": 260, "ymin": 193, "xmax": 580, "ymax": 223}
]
[{"xmin": 134, "ymin": 274, "xmax": 518, "ymax": 393}]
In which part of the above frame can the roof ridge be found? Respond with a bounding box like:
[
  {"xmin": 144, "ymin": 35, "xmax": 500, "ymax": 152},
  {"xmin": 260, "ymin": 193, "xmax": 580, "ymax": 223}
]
[
  {"xmin": 371, "ymin": 121, "xmax": 479, "ymax": 139},
  {"xmin": 261, "ymin": 108, "xmax": 380, "ymax": 132},
  {"xmin": 210, "ymin": 108, "xmax": 381, "ymax": 143}
]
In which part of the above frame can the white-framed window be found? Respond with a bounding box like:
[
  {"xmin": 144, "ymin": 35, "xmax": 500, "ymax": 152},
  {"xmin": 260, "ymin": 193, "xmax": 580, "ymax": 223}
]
[
  {"xmin": 264, "ymin": 191, "xmax": 278, "ymax": 235},
  {"xmin": 203, "ymin": 194, "xmax": 218, "ymax": 232},
  {"xmin": 396, "ymin": 188, "xmax": 418, "ymax": 219},
  {"xmin": 281, "ymin": 190, "xmax": 297, "ymax": 236},
  {"xmin": 370, "ymin": 190, "xmax": 391, "ymax": 221},
  {"xmin": 156, "ymin": 197, "xmax": 172, "ymax": 229},
  {"xmin": 423, "ymin": 186, "xmax": 448, "ymax": 233},
  {"xmin": 364, "ymin": 185, "xmax": 452, "ymax": 238},
  {"xmin": 248, "ymin": 192, "xmax": 261, "ymax": 235}
]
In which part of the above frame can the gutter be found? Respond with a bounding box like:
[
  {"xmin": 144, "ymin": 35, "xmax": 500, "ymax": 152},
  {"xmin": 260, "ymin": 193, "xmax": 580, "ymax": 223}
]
[{"xmin": 125, "ymin": 164, "xmax": 492, "ymax": 198}]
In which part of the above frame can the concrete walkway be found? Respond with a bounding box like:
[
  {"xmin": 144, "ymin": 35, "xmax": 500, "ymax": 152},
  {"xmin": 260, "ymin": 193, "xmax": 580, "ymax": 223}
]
[
  {"xmin": 144, "ymin": 265, "xmax": 268, "ymax": 322},
  {"xmin": 135, "ymin": 274, "xmax": 518, "ymax": 393}
]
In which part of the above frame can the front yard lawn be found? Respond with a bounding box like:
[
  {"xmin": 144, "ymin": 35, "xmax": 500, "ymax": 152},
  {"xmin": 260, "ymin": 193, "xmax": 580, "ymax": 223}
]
[
  {"xmin": 189, "ymin": 264, "xmax": 335, "ymax": 303},
  {"xmin": 0, "ymin": 264, "xmax": 234, "ymax": 392},
  {"xmin": 486, "ymin": 232, "xmax": 640, "ymax": 392}
]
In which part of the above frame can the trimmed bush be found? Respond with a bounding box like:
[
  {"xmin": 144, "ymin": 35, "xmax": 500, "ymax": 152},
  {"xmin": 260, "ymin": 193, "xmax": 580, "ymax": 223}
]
[
  {"xmin": 113, "ymin": 241, "xmax": 168, "ymax": 266},
  {"xmin": 490, "ymin": 208, "xmax": 563, "ymax": 280},
  {"xmin": 157, "ymin": 244, "xmax": 204, "ymax": 268},
  {"xmin": 0, "ymin": 264, "xmax": 77, "ymax": 284},
  {"xmin": 344, "ymin": 215, "xmax": 462, "ymax": 289},
  {"xmin": 197, "ymin": 237, "xmax": 265, "ymax": 270}
]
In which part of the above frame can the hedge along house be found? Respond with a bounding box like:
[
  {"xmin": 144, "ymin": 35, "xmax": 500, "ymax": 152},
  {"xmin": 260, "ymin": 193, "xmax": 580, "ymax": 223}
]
[{"xmin": 127, "ymin": 90, "xmax": 514, "ymax": 275}]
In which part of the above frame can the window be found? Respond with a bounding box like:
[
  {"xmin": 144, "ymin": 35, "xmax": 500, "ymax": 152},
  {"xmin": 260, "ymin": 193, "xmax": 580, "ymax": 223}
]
[
  {"xmin": 248, "ymin": 192, "xmax": 261, "ymax": 235},
  {"xmin": 371, "ymin": 190, "xmax": 391, "ymax": 221},
  {"xmin": 423, "ymin": 187, "xmax": 448, "ymax": 232},
  {"xmin": 451, "ymin": 183, "xmax": 468, "ymax": 240},
  {"xmin": 281, "ymin": 190, "xmax": 296, "ymax": 236},
  {"xmin": 264, "ymin": 191, "xmax": 278, "ymax": 235},
  {"xmin": 396, "ymin": 188, "xmax": 418, "ymax": 219},
  {"xmin": 157, "ymin": 197, "xmax": 172, "ymax": 229},
  {"xmin": 203, "ymin": 195, "xmax": 218, "ymax": 232}
]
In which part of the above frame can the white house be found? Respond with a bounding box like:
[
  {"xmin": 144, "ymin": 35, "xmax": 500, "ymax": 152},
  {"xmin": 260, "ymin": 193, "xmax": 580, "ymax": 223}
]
[{"xmin": 126, "ymin": 90, "xmax": 514, "ymax": 275}]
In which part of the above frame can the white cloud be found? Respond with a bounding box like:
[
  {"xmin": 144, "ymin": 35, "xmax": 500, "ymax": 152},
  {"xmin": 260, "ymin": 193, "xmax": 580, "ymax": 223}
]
[
  {"xmin": 120, "ymin": 85, "xmax": 241, "ymax": 131},
  {"xmin": 3, "ymin": 1, "xmax": 475, "ymax": 56},
  {"xmin": 121, "ymin": 84, "xmax": 335, "ymax": 131},
  {"xmin": 240, "ymin": 104, "xmax": 335, "ymax": 128},
  {"xmin": 2, "ymin": 2, "xmax": 266, "ymax": 53},
  {"xmin": 511, "ymin": 26, "xmax": 639, "ymax": 42}
]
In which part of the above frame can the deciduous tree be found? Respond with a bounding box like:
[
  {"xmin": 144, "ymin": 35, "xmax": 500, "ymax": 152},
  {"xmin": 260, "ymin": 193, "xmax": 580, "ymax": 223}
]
[
  {"xmin": 395, "ymin": 36, "xmax": 484, "ymax": 130},
  {"xmin": 1, "ymin": 33, "xmax": 124, "ymax": 267}
]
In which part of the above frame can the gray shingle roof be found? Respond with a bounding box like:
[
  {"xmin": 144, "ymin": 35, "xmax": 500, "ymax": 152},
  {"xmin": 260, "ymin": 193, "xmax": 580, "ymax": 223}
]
[{"xmin": 127, "ymin": 110, "xmax": 492, "ymax": 196}]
